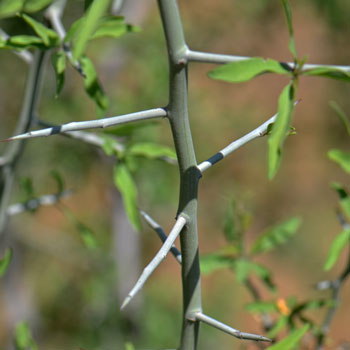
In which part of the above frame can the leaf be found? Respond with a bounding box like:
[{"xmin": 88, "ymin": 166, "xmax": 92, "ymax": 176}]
[
  {"xmin": 208, "ymin": 57, "xmax": 290, "ymax": 83},
  {"xmin": 80, "ymin": 56, "xmax": 109, "ymax": 113},
  {"xmin": 76, "ymin": 222, "xmax": 97, "ymax": 250},
  {"xmin": 0, "ymin": 248, "xmax": 12, "ymax": 277},
  {"xmin": 20, "ymin": 13, "xmax": 59, "ymax": 47},
  {"xmin": 328, "ymin": 149, "xmax": 350, "ymax": 173},
  {"xmin": 199, "ymin": 253, "xmax": 233, "ymax": 275},
  {"xmin": 246, "ymin": 301, "xmax": 279, "ymax": 314},
  {"xmin": 51, "ymin": 50, "xmax": 66, "ymax": 96},
  {"xmin": 20, "ymin": 177, "xmax": 34, "ymax": 200},
  {"xmin": 50, "ymin": 170, "xmax": 64, "ymax": 193},
  {"xmin": 23, "ymin": 0, "xmax": 53, "ymax": 13},
  {"xmin": 223, "ymin": 200, "xmax": 240, "ymax": 244},
  {"xmin": 303, "ymin": 67, "xmax": 350, "ymax": 82},
  {"xmin": 251, "ymin": 217, "xmax": 301, "ymax": 255},
  {"xmin": 330, "ymin": 182, "xmax": 350, "ymax": 218},
  {"xmin": 267, "ymin": 316, "xmax": 289, "ymax": 339},
  {"xmin": 64, "ymin": 17, "xmax": 85, "ymax": 44},
  {"xmin": 268, "ymin": 83, "xmax": 295, "ymax": 179},
  {"xmin": 14, "ymin": 321, "xmax": 38, "ymax": 350},
  {"xmin": 125, "ymin": 342, "xmax": 135, "ymax": 350},
  {"xmin": 72, "ymin": 0, "xmax": 111, "ymax": 59},
  {"xmin": 113, "ymin": 163, "xmax": 141, "ymax": 231},
  {"xmin": 4, "ymin": 35, "xmax": 44, "ymax": 49},
  {"xmin": 101, "ymin": 136, "xmax": 122, "ymax": 156},
  {"xmin": 329, "ymin": 101, "xmax": 350, "ymax": 136},
  {"xmin": 266, "ymin": 324, "xmax": 309, "ymax": 350},
  {"xmin": 324, "ymin": 229, "xmax": 350, "ymax": 271},
  {"xmin": 92, "ymin": 16, "xmax": 141, "ymax": 39},
  {"xmin": 281, "ymin": 0, "xmax": 297, "ymax": 59},
  {"xmin": 127, "ymin": 142, "xmax": 177, "ymax": 161}
]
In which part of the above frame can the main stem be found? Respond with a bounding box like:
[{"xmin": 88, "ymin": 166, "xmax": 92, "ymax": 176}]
[{"xmin": 158, "ymin": 1, "xmax": 202, "ymax": 349}]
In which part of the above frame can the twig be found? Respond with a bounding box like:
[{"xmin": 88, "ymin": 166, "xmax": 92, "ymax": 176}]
[
  {"xmin": 186, "ymin": 49, "xmax": 350, "ymax": 73},
  {"xmin": 2, "ymin": 108, "xmax": 168, "ymax": 142},
  {"xmin": 197, "ymin": 113, "xmax": 276, "ymax": 173},
  {"xmin": 0, "ymin": 29, "xmax": 33, "ymax": 64},
  {"xmin": 111, "ymin": 0, "xmax": 125, "ymax": 14},
  {"xmin": 194, "ymin": 312, "xmax": 271, "ymax": 342},
  {"xmin": 120, "ymin": 215, "xmax": 186, "ymax": 310},
  {"xmin": 7, "ymin": 190, "xmax": 72, "ymax": 216},
  {"xmin": 140, "ymin": 210, "xmax": 182, "ymax": 264}
]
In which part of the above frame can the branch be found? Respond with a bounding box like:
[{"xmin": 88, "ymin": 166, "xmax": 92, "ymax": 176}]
[
  {"xmin": 194, "ymin": 312, "xmax": 271, "ymax": 342},
  {"xmin": 111, "ymin": 0, "xmax": 126, "ymax": 14},
  {"xmin": 0, "ymin": 29, "xmax": 33, "ymax": 64},
  {"xmin": 7, "ymin": 190, "xmax": 72, "ymax": 216},
  {"xmin": 197, "ymin": 113, "xmax": 276, "ymax": 173},
  {"xmin": 2, "ymin": 108, "xmax": 168, "ymax": 142},
  {"xmin": 140, "ymin": 210, "xmax": 182, "ymax": 264},
  {"xmin": 120, "ymin": 215, "xmax": 186, "ymax": 310},
  {"xmin": 186, "ymin": 49, "xmax": 350, "ymax": 73}
]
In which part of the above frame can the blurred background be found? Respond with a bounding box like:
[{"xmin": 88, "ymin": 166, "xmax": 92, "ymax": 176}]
[{"xmin": 0, "ymin": 0, "xmax": 350, "ymax": 349}]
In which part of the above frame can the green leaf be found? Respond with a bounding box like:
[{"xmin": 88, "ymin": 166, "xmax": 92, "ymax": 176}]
[
  {"xmin": 76, "ymin": 222, "xmax": 97, "ymax": 250},
  {"xmin": 251, "ymin": 217, "xmax": 301, "ymax": 255},
  {"xmin": 14, "ymin": 321, "xmax": 38, "ymax": 350},
  {"xmin": 64, "ymin": 17, "xmax": 85, "ymax": 44},
  {"xmin": 51, "ymin": 50, "xmax": 66, "ymax": 96},
  {"xmin": 50, "ymin": 170, "xmax": 64, "ymax": 193},
  {"xmin": 20, "ymin": 177, "xmax": 34, "ymax": 200},
  {"xmin": 208, "ymin": 57, "xmax": 290, "ymax": 83},
  {"xmin": 125, "ymin": 342, "xmax": 135, "ymax": 350},
  {"xmin": 246, "ymin": 301, "xmax": 278, "ymax": 314},
  {"xmin": 200, "ymin": 253, "xmax": 233, "ymax": 275},
  {"xmin": 267, "ymin": 316, "xmax": 289, "ymax": 339},
  {"xmin": 268, "ymin": 83, "xmax": 295, "ymax": 179},
  {"xmin": 92, "ymin": 16, "xmax": 141, "ymax": 40},
  {"xmin": 113, "ymin": 163, "xmax": 141, "ymax": 231},
  {"xmin": 0, "ymin": 248, "xmax": 12, "ymax": 277},
  {"xmin": 72, "ymin": 0, "xmax": 111, "ymax": 59},
  {"xmin": 328, "ymin": 149, "xmax": 350, "ymax": 173},
  {"xmin": 80, "ymin": 56, "xmax": 109, "ymax": 113},
  {"xmin": 329, "ymin": 101, "xmax": 350, "ymax": 136},
  {"xmin": 223, "ymin": 200, "xmax": 240, "ymax": 244},
  {"xmin": 20, "ymin": 13, "xmax": 59, "ymax": 47},
  {"xmin": 23, "ymin": 0, "xmax": 53, "ymax": 12},
  {"xmin": 101, "ymin": 136, "xmax": 122, "ymax": 156},
  {"xmin": 127, "ymin": 142, "xmax": 177, "ymax": 161},
  {"xmin": 281, "ymin": 0, "xmax": 297, "ymax": 59},
  {"xmin": 324, "ymin": 229, "xmax": 350, "ymax": 271},
  {"xmin": 266, "ymin": 324, "xmax": 309, "ymax": 350},
  {"xmin": 303, "ymin": 67, "xmax": 350, "ymax": 82},
  {"xmin": 330, "ymin": 182, "xmax": 350, "ymax": 218},
  {"xmin": 4, "ymin": 35, "xmax": 44, "ymax": 49}
]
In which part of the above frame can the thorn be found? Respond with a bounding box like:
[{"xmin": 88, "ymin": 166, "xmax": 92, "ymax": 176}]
[{"xmin": 120, "ymin": 295, "xmax": 131, "ymax": 310}]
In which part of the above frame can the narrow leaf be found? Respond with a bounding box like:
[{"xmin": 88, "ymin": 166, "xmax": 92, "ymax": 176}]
[
  {"xmin": 20, "ymin": 13, "xmax": 59, "ymax": 47},
  {"xmin": 80, "ymin": 56, "xmax": 109, "ymax": 113},
  {"xmin": 328, "ymin": 149, "xmax": 350, "ymax": 173},
  {"xmin": 50, "ymin": 170, "xmax": 65, "ymax": 193},
  {"xmin": 324, "ymin": 229, "xmax": 350, "ymax": 271},
  {"xmin": 72, "ymin": 0, "xmax": 111, "ymax": 59},
  {"xmin": 268, "ymin": 83, "xmax": 295, "ymax": 179},
  {"xmin": 0, "ymin": 0, "xmax": 22, "ymax": 18},
  {"xmin": 208, "ymin": 57, "xmax": 290, "ymax": 83},
  {"xmin": 64, "ymin": 17, "xmax": 85, "ymax": 44},
  {"xmin": 329, "ymin": 101, "xmax": 350, "ymax": 136},
  {"xmin": 303, "ymin": 67, "xmax": 350, "ymax": 82},
  {"xmin": 281, "ymin": 0, "xmax": 297, "ymax": 59},
  {"xmin": 266, "ymin": 324, "xmax": 309, "ymax": 350},
  {"xmin": 76, "ymin": 222, "xmax": 97, "ymax": 250},
  {"xmin": 113, "ymin": 163, "xmax": 141, "ymax": 231},
  {"xmin": 223, "ymin": 200, "xmax": 240, "ymax": 244},
  {"xmin": 251, "ymin": 217, "xmax": 301, "ymax": 254},
  {"xmin": 5, "ymin": 35, "xmax": 44, "ymax": 49},
  {"xmin": 92, "ymin": 16, "xmax": 141, "ymax": 39},
  {"xmin": 23, "ymin": 0, "xmax": 53, "ymax": 13},
  {"xmin": 14, "ymin": 321, "xmax": 38, "ymax": 350},
  {"xmin": 127, "ymin": 142, "xmax": 176, "ymax": 161},
  {"xmin": 0, "ymin": 248, "xmax": 12, "ymax": 277},
  {"xmin": 51, "ymin": 50, "xmax": 66, "ymax": 96},
  {"xmin": 330, "ymin": 182, "xmax": 350, "ymax": 218},
  {"xmin": 199, "ymin": 253, "xmax": 233, "ymax": 275},
  {"xmin": 267, "ymin": 316, "xmax": 289, "ymax": 339},
  {"xmin": 246, "ymin": 301, "xmax": 278, "ymax": 314}
]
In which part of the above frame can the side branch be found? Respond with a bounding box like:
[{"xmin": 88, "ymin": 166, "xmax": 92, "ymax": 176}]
[
  {"xmin": 186, "ymin": 50, "xmax": 350, "ymax": 73},
  {"xmin": 194, "ymin": 312, "xmax": 271, "ymax": 342},
  {"xmin": 120, "ymin": 215, "xmax": 186, "ymax": 310},
  {"xmin": 3, "ymin": 108, "xmax": 168, "ymax": 142},
  {"xmin": 197, "ymin": 113, "xmax": 277, "ymax": 173}
]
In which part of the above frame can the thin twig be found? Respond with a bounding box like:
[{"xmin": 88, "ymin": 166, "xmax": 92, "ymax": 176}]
[
  {"xmin": 186, "ymin": 49, "xmax": 350, "ymax": 73},
  {"xmin": 194, "ymin": 312, "xmax": 271, "ymax": 342},
  {"xmin": 140, "ymin": 210, "xmax": 182, "ymax": 264},
  {"xmin": 7, "ymin": 190, "xmax": 72, "ymax": 216},
  {"xmin": 0, "ymin": 29, "xmax": 33, "ymax": 64},
  {"xmin": 120, "ymin": 215, "xmax": 186, "ymax": 310},
  {"xmin": 3, "ymin": 108, "xmax": 168, "ymax": 142}
]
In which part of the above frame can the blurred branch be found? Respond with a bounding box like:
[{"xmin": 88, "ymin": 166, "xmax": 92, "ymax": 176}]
[
  {"xmin": 111, "ymin": 0, "xmax": 126, "ymax": 14},
  {"xmin": 193, "ymin": 312, "xmax": 271, "ymax": 342},
  {"xmin": 0, "ymin": 29, "xmax": 33, "ymax": 64},
  {"xmin": 7, "ymin": 190, "xmax": 72, "ymax": 216},
  {"xmin": 186, "ymin": 49, "xmax": 350, "ymax": 73},
  {"xmin": 120, "ymin": 215, "xmax": 186, "ymax": 310},
  {"xmin": 3, "ymin": 108, "xmax": 168, "ymax": 142},
  {"xmin": 140, "ymin": 210, "xmax": 182, "ymax": 264}
]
